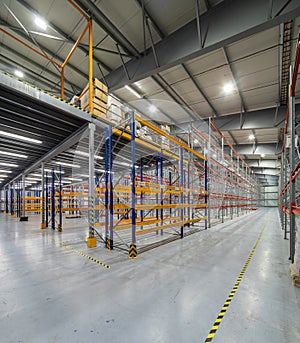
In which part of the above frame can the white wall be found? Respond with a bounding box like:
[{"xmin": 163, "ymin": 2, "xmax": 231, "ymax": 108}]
[{"xmin": 262, "ymin": 186, "xmax": 278, "ymax": 207}]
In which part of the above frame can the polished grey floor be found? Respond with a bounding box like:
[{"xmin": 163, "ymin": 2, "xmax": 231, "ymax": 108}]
[{"xmin": 0, "ymin": 208, "xmax": 299, "ymax": 343}]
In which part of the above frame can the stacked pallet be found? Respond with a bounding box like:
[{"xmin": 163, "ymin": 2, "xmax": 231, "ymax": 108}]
[{"xmin": 80, "ymin": 78, "xmax": 108, "ymax": 119}]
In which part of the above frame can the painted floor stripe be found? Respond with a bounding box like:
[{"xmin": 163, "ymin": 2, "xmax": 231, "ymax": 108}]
[
  {"xmin": 52, "ymin": 238, "xmax": 110, "ymax": 269},
  {"xmin": 203, "ymin": 215, "xmax": 270, "ymax": 343}
]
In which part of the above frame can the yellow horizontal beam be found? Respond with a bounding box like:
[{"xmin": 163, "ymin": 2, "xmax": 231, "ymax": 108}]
[
  {"xmin": 112, "ymin": 127, "xmax": 187, "ymax": 163},
  {"xmin": 135, "ymin": 114, "xmax": 207, "ymax": 161},
  {"xmin": 136, "ymin": 217, "xmax": 206, "ymax": 235}
]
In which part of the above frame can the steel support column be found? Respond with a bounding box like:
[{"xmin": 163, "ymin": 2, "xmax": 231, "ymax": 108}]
[
  {"xmin": 40, "ymin": 162, "xmax": 46, "ymax": 229},
  {"xmin": 87, "ymin": 122, "xmax": 96, "ymax": 248},
  {"xmin": 109, "ymin": 125, "xmax": 114, "ymax": 250},
  {"xmin": 289, "ymin": 71, "xmax": 296, "ymax": 262},
  {"xmin": 104, "ymin": 127, "xmax": 109, "ymax": 248},
  {"xmin": 19, "ymin": 174, "xmax": 28, "ymax": 221},
  {"xmin": 129, "ymin": 111, "xmax": 138, "ymax": 258},
  {"xmin": 51, "ymin": 169, "xmax": 55, "ymax": 230},
  {"xmin": 57, "ymin": 165, "xmax": 62, "ymax": 232}
]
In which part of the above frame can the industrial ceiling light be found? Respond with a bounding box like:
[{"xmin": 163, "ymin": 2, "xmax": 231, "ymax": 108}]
[
  {"xmin": 72, "ymin": 150, "xmax": 103, "ymax": 160},
  {"xmin": 0, "ymin": 130, "xmax": 42, "ymax": 144},
  {"xmin": 0, "ymin": 175, "xmax": 8, "ymax": 178},
  {"xmin": 249, "ymin": 134, "xmax": 255, "ymax": 140},
  {"xmin": 14, "ymin": 70, "xmax": 24, "ymax": 78},
  {"xmin": 26, "ymin": 177, "xmax": 42, "ymax": 181},
  {"xmin": 149, "ymin": 105, "xmax": 157, "ymax": 113},
  {"xmin": 0, "ymin": 170, "xmax": 12, "ymax": 173},
  {"xmin": 64, "ymin": 177, "xmax": 83, "ymax": 181},
  {"xmin": 55, "ymin": 161, "xmax": 80, "ymax": 168},
  {"xmin": 44, "ymin": 168, "xmax": 65, "ymax": 174},
  {"xmin": 125, "ymin": 85, "xmax": 142, "ymax": 99},
  {"xmin": 0, "ymin": 162, "xmax": 18, "ymax": 167},
  {"xmin": 223, "ymin": 82, "xmax": 234, "ymax": 94},
  {"xmin": 0, "ymin": 150, "xmax": 27, "ymax": 158},
  {"xmin": 34, "ymin": 16, "xmax": 47, "ymax": 30},
  {"xmin": 261, "ymin": 154, "xmax": 266, "ymax": 158},
  {"xmin": 79, "ymin": 174, "xmax": 89, "ymax": 178}
]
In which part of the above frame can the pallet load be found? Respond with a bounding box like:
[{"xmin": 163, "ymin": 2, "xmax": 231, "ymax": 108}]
[
  {"xmin": 160, "ymin": 124, "xmax": 170, "ymax": 150},
  {"xmin": 79, "ymin": 78, "xmax": 108, "ymax": 119},
  {"xmin": 291, "ymin": 218, "xmax": 300, "ymax": 286},
  {"xmin": 106, "ymin": 95, "xmax": 125, "ymax": 124}
]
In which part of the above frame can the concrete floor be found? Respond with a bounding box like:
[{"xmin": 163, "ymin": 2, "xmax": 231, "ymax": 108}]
[{"xmin": 0, "ymin": 208, "xmax": 299, "ymax": 343}]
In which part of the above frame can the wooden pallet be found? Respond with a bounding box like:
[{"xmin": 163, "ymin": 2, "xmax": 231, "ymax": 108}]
[{"xmin": 290, "ymin": 263, "xmax": 300, "ymax": 287}]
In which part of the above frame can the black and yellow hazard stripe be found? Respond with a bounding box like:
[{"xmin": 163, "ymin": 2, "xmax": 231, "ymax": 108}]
[
  {"xmin": 3, "ymin": 71, "xmax": 92, "ymax": 114},
  {"xmin": 203, "ymin": 216, "xmax": 270, "ymax": 343},
  {"xmin": 52, "ymin": 238, "xmax": 110, "ymax": 269},
  {"xmin": 128, "ymin": 243, "xmax": 138, "ymax": 259}
]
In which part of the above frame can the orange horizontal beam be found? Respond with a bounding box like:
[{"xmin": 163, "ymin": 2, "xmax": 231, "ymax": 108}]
[
  {"xmin": 67, "ymin": 0, "xmax": 89, "ymax": 20},
  {"xmin": 61, "ymin": 21, "xmax": 89, "ymax": 68},
  {"xmin": 0, "ymin": 28, "xmax": 61, "ymax": 68}
]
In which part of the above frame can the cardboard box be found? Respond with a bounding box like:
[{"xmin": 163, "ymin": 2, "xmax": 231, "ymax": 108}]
[
  {"xmin": 80, "ymin": 78, "xmax": 108, "ymax": 109},
  {"xmin": 94, "ymin": 77, "xmax": 108, "ymax": 93}
]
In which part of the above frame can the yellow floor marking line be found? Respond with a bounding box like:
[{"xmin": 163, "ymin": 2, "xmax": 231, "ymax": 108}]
[
  {"xmin": 52, "ymin": 238, "xmax": 110, "ymax": 269},
  {"xmin": 203, "ymin": 215, "xmax": 271, "ymax": 343}
]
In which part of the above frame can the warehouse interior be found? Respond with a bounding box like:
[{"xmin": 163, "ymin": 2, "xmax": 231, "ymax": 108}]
[{"xmin": 0, "ymin": 1, "xmax": 300, "ymax": 342}]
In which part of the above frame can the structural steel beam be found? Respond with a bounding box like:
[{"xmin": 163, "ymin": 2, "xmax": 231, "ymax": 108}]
[
  {"xmin": 0, "ymin": 18, "xmax": 89, "ymax": 80},
  {"xmin": 222, "ymin": 46, "xmax": 247, "ymax": 112},
  {"xmin": 245, "ymin": 160, "xmax": 281, "ymax": 169},
  {"xmin": 73, "ymin": 0, "xmax": 140, "ymax": 58},
  {"xmin": 181, "ymin": 63, "xmax": 218, "ymax": 116},
  {"xmin": 4, "ymin": 124, "xmax": 89, "ymax": 187},
  {"xmin": 255, "ymin": 170, "xmax": 280, "ymax": 176},
  {"xmin": 134, "ymin": 0, "xmax": 165, "ymax": 39},
  {"xmin": 104, "ymin": 0, "xmax": 300, "ymax": 91},
  {"xmin": 230, "ymin": 143, "xmax": 282, "ymax": 155},
  {"xmin": 151, "ymin": 75, "xmax": 198, "ymax": 121},
  {"xmin": 16, "ymin": 0, "xmax": 112, "ymax": 72},
  {"xmin": 217, "ymin": 105, "xmax": 300, "ymax": 131}
]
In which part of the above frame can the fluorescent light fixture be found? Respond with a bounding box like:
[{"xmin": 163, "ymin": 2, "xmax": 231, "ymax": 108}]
[
  {"xmin": 79, "ymin": 174, "xmax": 89, "ymax": 178},
  {"xmin": 0, "ymin": 170, "xmax": 12, "ymax": 173},
  {"xmin": 261, "ymin": 154, "xmax": 266, "ymax": 158},
  {"xmin": 249, "ymin": 134, "xmax": 255, "ymax": 140},
  {"xmin": 54, "ymin": 180, "xmax": 72, "ymax": 185},
  {"xmin": 55, "ymin": 161, "xmax": 80, "ymax": 168},
  {"xmin": 223, "ymin": 82, "xmax": 234, "ymax": 94},
  {"xmin": 0, "ymin": 162, "xmax": 18, "ymax": 167},
  {"xmin": 72, "ymin": 150, "xmax": 103, "ymax": 160},
  {"xmin": 114, "ymin": 161, "xmax": 131, "ymax": 167},
  {"xmin": 0, "ymin": 150, "xmax": 27, "ymax": 158},
  {"xmin": 64, "ymin": 177, "xmax": 83, "ymax": 181},
  {"xmin": 34, "ymin": 16, "xmax": 47, "ymax": 30},
  {"xmin": 0, "ymin": 130, "xmax": 42, "ymax": 144},
  {"xmin": 125, "ymin": 85, "xmax": 142, "ymax": 99},
  {"xmin": 0, "ymin": 175, "xmax": 8, "ymax": 178},
  {"xmin": 134, "ymin": 82, "xmax": 143, "ymax": 90},
  {"xmin": 14, "ymin": 70, "xmax": 24, "ymax": 78},
  {"xmin": 44, "ymin": 168, "xmax": 65, "ymax": 174},
  {"xmin": 149, "ymin": 105, "xmax": 157, "ymax": 113}
]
